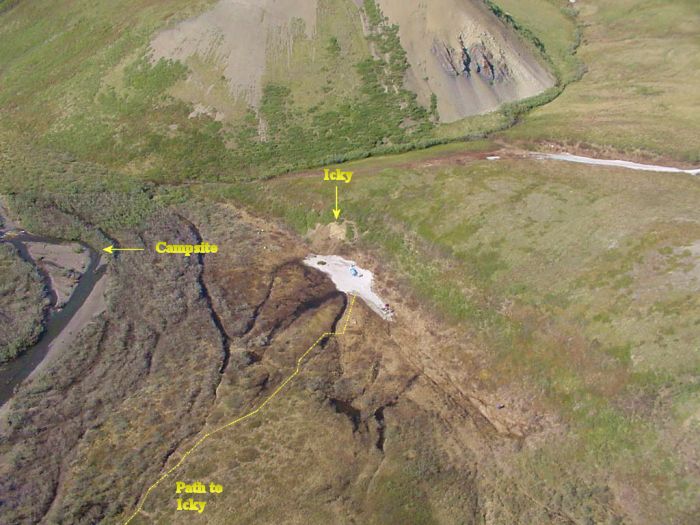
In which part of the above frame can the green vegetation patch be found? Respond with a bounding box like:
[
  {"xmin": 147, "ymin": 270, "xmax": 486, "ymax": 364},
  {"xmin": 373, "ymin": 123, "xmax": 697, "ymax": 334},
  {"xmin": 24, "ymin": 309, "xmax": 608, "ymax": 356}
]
[
  {"xmin": 489, "ymin": 0, "xmax": 583, "ymax": 84},
  {"xmin": 0, "ymin": 243, "xmax": 47, "ymax": 361},
  {"xmin": 0, "ymin": 128, "xmax": 161, "ymax": 245},
  {"xmin": 0, "ymin": 0, "xmax": 435, "ymax": 184},
  {"xmin": 228, "ymin": 0, "xmax": 433, "ymax": 176},
  {"xmin": 503, "ymin": 0, "xmax": 700, "ymax": 161},
  {"xmin": 208, "ymin": 152, "xmax": 700, "ymax": 521}
]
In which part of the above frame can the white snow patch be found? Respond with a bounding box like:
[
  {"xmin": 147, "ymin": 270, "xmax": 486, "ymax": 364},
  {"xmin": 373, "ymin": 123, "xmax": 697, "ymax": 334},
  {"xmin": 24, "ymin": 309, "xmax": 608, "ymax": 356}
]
[
  {"xmin": 303, "ymin": 255, "xmax": 393, "ymax": 320},
  {"xmin": 534, "ymin": 153, "xmax": 700, "ymax": 176}
]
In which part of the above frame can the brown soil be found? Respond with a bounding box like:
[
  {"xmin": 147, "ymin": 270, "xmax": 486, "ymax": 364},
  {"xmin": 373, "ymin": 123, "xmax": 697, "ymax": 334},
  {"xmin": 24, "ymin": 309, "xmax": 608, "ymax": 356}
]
[
  {"xmin": 24, "ymin": 242, "xmax": 90, "ymax": 308},
  {"xmin": 0, "ymin": 204, "xmax": 613, "ymax": 524}
]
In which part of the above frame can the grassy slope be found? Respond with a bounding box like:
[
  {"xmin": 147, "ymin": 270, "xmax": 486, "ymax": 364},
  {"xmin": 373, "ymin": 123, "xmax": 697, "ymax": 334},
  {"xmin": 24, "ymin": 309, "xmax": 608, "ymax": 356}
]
[
  {"xmin": 1, "ymin": 0, "xmax": 699, "ymax": 522},
  {"xmin": 0, "ymin": 0, "xmax": 434, "ymax": 183},
  {"xmin": 431, "ymin": 0, "xmax": 581, "ymax": 141},
  {"xmin": 503, "ymin": 0, "xmax": 700, "ymax": 161},
  {"xmin": 0, "ymin": 0, "xmax": 228, "ymax": 181},
  {"xmin": 262, "ymin": 0, "xmax": 370, "ymax": 113},
  {"xmin": 493, "ymin": 0, "xmax": 582, "ymax": 84},
  {"xmin": 206, "ymin": 147, "xmax": 700, "ymax": 522}
]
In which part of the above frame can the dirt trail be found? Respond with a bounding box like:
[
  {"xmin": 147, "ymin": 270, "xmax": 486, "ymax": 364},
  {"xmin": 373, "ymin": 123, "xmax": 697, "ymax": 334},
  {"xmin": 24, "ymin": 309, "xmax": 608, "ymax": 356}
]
[{"xmin": 276, "ymin": 143, "xmax": 700, "ymax": 184}]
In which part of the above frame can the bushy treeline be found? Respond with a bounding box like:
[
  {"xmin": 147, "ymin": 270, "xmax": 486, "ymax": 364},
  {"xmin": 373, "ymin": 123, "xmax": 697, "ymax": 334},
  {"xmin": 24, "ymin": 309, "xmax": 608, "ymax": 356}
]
[
  {"xmin": 226, "ymin": 0, "xmax": 434, "ymax": 178},
  {"xmin": 0, "ymin": 243, "xmax": 47, "ymax": 362},
  {"xmin": 0, "ymin": 134, "xmax": 160, "ymax": 245}
]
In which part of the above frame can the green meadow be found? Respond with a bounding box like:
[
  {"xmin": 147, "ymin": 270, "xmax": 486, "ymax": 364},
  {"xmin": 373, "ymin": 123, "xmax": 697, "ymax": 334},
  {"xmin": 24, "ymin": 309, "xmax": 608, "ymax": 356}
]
[{"xmin": 1, "ymin": 0, "xmax": 699, "ymax": 520}]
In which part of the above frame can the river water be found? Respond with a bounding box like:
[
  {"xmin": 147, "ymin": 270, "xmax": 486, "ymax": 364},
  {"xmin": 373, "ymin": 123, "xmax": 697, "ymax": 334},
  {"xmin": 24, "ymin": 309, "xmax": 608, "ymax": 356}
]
[{"xmin": 0, "ymin": 220, "xmax": 103, "ymax": 406}]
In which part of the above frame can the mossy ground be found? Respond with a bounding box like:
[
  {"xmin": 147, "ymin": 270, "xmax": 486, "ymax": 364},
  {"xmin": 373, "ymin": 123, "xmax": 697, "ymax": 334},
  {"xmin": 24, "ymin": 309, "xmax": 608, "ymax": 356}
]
[
  {"xmin": 0, "ymin": 243, "xmax": 47, "ymax": 361},
  {"xmin": 1, "ymin": 0, "xmax": 699, "ymax": 522},
  {"xmin": 199, "ymin": 150, "xmax": 700, "ymax": 521}
]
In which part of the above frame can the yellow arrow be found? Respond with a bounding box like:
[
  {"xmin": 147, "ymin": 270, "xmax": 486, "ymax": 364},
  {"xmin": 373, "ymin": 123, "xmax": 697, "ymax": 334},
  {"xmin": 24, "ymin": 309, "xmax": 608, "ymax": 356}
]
[
  {"xmin": 332, "ymin": 185, "xmax": 342, "ymax": 220},
  {"xmin": 102, "ymin": 245, "xmax": 145, "ymax": 255}
]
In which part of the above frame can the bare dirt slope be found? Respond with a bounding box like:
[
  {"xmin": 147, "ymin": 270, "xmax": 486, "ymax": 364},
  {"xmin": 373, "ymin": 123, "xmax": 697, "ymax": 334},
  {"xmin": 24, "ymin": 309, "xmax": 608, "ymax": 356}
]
[
  {"xmin": 150, "ymin": 0, "xmax": 554, "ymax": 123},
  {"xmin": 123, "ymin": 205, "xmax": 623, "ymax": 524},
  {"xmin": 150, "ymin": 0, "xmax": 318, "ymax": 108},
  {"xmin": 377, "ymin": 0, "xmax": 555, "ymax": 121},
  {"xmin": 0, "ymin": 204, "xmax": 618, "ymax": 525},
  {"xmin": 130, "ymin": 205, "xmax": 527, "ymax": 524}
]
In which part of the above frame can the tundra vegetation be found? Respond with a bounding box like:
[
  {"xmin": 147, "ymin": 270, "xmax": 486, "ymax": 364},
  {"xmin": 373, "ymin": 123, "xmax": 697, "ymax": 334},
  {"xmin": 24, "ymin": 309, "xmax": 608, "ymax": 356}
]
[
  {"xmin": 225, "ymin": 152, "xmax": 700, "ymax": 523},
  {"xmin": 0, "ymin": 243, "xmax": 47, "ymax": 361},
  {"xmin": 0, "ymin": 0, "xmax": 699, "ymax": 524}
]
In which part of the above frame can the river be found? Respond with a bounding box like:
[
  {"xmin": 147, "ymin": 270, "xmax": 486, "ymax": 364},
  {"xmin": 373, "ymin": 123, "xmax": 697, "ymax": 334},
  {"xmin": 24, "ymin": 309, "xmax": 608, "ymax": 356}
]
[
  {"xmin": 0, "ymin": 220, "xmax": 104, "ymax": 406},
  {"xmin": 1, "ymin": 149, "xmax": 695, "ymax": 407}
]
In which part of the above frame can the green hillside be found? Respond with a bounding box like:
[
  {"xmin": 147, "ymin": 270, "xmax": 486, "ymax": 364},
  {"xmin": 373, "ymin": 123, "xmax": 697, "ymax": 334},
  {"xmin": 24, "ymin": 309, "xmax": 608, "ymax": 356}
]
[
  {"xmin": 0, "ymin": 0, "xmax": 436, "ymax": 182},
  {"xmin": 503, "ymin": 0, "xmax": 700, "ymax": 161},
  {"xmin": 1, "ymin": 0, "xmax": 699, "ymax": 524}
]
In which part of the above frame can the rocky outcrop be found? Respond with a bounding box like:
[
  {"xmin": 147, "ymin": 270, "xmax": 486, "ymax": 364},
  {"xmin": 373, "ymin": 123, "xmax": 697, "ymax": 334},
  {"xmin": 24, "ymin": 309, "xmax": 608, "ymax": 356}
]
[
  {"xmin": 435, "ymin": 36, "xmax": 510, "ymax": 83},
  {"xmin": 376, "ymin": 0, "xmax": 556, "ymax": 122}
]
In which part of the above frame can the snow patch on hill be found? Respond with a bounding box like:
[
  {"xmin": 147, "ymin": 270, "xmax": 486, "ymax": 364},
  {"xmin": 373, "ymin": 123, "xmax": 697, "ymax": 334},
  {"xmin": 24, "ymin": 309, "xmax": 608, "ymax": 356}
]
[{"xmin": 304, "ymin": 254, "xmax": 393, "ymax": 320}]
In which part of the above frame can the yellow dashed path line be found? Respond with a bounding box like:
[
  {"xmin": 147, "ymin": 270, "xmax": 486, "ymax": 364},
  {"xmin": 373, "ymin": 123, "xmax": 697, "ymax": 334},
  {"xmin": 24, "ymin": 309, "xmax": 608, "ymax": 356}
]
[{"xmin": 123, "ymin": 294, "xmax": 357, "ymax": 524}]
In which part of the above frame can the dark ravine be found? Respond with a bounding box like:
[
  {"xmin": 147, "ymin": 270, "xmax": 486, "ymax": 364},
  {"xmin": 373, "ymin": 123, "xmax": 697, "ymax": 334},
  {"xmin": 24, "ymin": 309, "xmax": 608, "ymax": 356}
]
[
  {"xmin": 241, "ymin": 261, "xmax": 320, "ymax": 337},
  {"xmin": 242, "ymin": 269, "xmax": 278, "ymax": 336},
  {"xmin": 374, "ymin": 406, "xmax": 387, "ymax": 451},
  {"xmin": 321, "ymin": 291, "xmax": 349, "ymax": 348},
  {"xmin": 178, "ymin": 215, "xmax": 232, "ymax": 374},
  {"xmin": 330, "ymin": 398, "xmax": 362, "ymax": 433}
]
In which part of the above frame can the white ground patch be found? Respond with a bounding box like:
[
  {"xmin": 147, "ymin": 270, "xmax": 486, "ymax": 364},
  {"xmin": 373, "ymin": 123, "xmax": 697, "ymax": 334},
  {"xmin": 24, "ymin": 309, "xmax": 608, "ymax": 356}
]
[
  {"xmin": 534, "ymin": 153, "xmax": 700, "ymax": 176},
  {"xmin": 150, "ymin": 0, "xmax": 318, "ymax": 107},
  {"xmin": 304, "ymin": 254, "xmax": 393, "ymax": 320}
]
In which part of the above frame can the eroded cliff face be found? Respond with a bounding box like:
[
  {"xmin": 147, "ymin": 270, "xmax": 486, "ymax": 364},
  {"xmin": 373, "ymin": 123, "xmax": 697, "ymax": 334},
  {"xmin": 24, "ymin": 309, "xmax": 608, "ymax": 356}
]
[
  {"xmin": 148, "ymin": 0, "xmax": 554, "ymax": 126},
  {"xmin": 376, "ymin": 0, "xmax": 556, "ymax": 122},
  {"xmin": 0, "ymin": 204, "xmax": 622, "ymax": 524}
]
